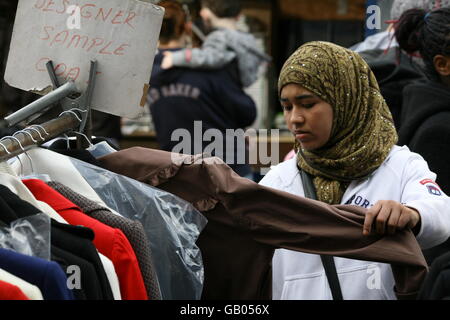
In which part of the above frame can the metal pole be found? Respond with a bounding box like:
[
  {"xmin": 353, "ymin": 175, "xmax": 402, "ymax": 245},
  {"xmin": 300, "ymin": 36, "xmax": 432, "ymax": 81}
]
[
  {"xmin": 0, "ymin": 112, "xmax": 81, "ymax": 162},
  {"xmin": 3, "ymin": 81, "xmax": 78, "ymax": 127}
]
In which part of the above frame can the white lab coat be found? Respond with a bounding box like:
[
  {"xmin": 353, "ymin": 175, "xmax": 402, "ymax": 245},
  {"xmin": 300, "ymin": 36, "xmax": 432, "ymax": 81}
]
[{"xmin": 259, "ymin": 145, "xmax": 450, "ymax": 300}]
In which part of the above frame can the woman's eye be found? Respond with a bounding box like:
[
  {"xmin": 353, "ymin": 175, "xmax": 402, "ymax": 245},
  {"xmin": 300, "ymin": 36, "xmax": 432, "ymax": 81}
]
[
  {"xmin": 282, "ymin": 104, "xmax": 292, "ymax": 111},
  {"xmin": 302, "ymin": 103, "xmax": 315, "ymax": 109}
]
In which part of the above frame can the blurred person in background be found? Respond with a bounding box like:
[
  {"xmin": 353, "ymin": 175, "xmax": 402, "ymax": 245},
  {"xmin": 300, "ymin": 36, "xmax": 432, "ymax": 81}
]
[
  {"xmin": 351, "ymin": 0, "xmax": 449, "ymax": 131},
  {"xmin": 160, "ymin": 0, "xmax": 271, "ymax": 89},
  {"xmin": 396, "ymin": 7, "xmax": 450, "ymax": 265},
  {"xmin": 148, "ymin": 0, "xmax": 257, "ymax": 179}
]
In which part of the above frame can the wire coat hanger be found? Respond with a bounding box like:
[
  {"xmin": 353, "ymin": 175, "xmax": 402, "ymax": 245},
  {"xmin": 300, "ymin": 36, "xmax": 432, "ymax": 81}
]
[
  {"xmin": 24, "ymin": 127, "xmax": 45, "ymax": 142},
  {"xmin": 13, "ymin": 130, "xmax": 38, "ymax": 144}
]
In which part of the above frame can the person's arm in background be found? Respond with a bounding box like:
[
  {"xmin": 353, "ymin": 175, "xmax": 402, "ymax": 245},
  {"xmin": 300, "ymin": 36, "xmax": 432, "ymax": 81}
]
[{"xmin": 162, "ymin": 30, "xmax": 236, "ymax": 70}]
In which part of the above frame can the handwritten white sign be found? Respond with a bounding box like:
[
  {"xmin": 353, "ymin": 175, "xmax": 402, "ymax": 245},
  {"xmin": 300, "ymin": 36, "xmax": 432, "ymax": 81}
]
[{"xmin": 4, "ymin": 0, "xmax": 164, "ymax": 119}]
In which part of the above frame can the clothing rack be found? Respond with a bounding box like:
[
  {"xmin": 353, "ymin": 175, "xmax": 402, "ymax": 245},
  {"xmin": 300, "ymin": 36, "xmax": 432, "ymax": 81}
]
[{"xmin": 0, "ymin": 111, "xmax": 81, "ymax": 162}]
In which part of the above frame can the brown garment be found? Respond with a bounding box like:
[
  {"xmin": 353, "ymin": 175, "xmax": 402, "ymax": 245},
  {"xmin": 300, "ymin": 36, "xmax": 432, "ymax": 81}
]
[{"xmin": 98, "ymin": 147, "xmax": 428, "ymax": 300}]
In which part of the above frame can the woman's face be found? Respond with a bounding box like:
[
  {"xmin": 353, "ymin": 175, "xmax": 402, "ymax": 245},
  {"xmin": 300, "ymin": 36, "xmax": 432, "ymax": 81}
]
[{"xmin": 280, "ymin": 84, "xmax": 334, "ymax": 151}]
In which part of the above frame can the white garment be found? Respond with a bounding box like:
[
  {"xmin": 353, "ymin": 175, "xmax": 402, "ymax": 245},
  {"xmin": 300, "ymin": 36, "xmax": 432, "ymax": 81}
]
[
  {"xmin": 10, "ymin": 147, "xmax": 121, "ymax": 216},
  {"xmin": 0, "ymin": 268, "xmax": 43, "ymax": 300},
  {"xmin": 259, "ymin": 145, "xmax": 450, "ymax": 300},
  {"xmin": 98, "ymin": 253, "xmax": 122, "ymax": 300}
]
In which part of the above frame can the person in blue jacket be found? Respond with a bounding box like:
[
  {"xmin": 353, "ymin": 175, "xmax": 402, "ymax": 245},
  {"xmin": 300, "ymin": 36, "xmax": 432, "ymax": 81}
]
[{"xmin": 148, "ymin": 0, "xmax": 257, "ymax": 179}]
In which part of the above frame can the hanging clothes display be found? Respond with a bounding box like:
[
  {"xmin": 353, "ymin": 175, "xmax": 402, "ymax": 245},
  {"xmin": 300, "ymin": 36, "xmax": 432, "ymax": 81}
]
[
  {"xmin": 22, "ymin": 179, "xmax": 148, "ymax": 300},
  {"xmin": 0, "ymin": 183, "xmax": 115, "ymax": 300},
  {"xmin": 0, "ymin": 166, "xmax": 117, "ymax": 300},
  {"xmin": 47, "ymin": 181, "xmax": 162, "ymax": 300},
  {"xmin": 0, "ymin": 66, "xmax": 205, "ymax": 300}
]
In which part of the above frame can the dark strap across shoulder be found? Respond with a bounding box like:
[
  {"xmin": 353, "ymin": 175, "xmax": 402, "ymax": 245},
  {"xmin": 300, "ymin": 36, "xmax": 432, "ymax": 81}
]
[{"xmin": 299, "ymin": 169, "xmax": 343, "ymax": 300}]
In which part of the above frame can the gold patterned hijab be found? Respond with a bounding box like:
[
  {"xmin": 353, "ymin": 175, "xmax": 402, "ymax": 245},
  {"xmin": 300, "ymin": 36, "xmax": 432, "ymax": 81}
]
[{"xmin": 278, "ymin": 41, "xmax": 398, "ymax": 204}]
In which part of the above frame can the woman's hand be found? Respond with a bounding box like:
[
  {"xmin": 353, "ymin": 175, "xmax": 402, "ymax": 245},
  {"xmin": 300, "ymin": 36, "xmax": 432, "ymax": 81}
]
[
  {"xmin": 161, "ymin": 51, "xmax": 173, "ymax": 69},
  {"xmin": 363, "ymin": 200, "xmax": 421, "ymax": 236}
]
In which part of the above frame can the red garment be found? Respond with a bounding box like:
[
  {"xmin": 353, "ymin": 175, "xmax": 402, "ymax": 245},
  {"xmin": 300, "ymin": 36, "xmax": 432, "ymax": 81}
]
[
  {"xmin": 23, "ymin": 179, "xmax": 148, "ymax": 300},
  {"xmin": 0, "ymin": 280, "xmax": 29, "ymax": 300}
]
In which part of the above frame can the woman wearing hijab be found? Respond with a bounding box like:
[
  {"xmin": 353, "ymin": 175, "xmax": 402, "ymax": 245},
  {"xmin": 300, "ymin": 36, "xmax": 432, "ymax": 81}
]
[{"xmin": 259, "ymin": 41, "xmax": 450, "ymax": 300}]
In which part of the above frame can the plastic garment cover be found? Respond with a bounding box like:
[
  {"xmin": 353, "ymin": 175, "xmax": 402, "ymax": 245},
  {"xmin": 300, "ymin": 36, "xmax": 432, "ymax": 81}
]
[
  {"xmin": 70, "ymin": 157, "xmax": 207, "ymax": 300},
  {"xmin": 0, "ymin": 214, "xmax": 51, "ymax": 260}
]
